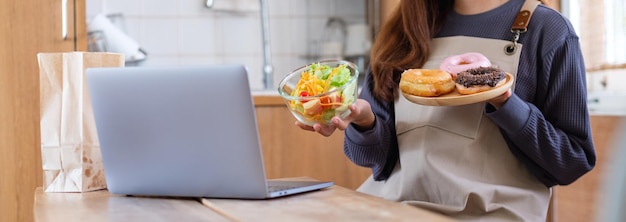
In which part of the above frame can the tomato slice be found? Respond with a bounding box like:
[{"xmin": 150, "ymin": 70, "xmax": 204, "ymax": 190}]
[{"xmin": 299, "ymin": 91, "xmax": 310, "ymax": 103}]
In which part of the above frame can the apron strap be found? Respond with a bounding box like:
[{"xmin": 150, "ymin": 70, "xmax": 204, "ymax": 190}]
[
  {"xmin": 512, "ymin": 0, "xmax": 541, "ymax": 32},
  {"xmin": 505, "ymin": 0, "xmax": 541, "ymax": 55}
]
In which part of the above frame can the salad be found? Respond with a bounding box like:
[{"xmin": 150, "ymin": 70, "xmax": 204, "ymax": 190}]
[{"xmin": 288, "ymin": 62, "xmax": 357, "ymax": 124}]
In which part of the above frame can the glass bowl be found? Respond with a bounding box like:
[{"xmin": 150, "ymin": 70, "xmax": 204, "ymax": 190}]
[{"xmin": 278, "ymin": 60, "xmax": 359, "ymax": 126}]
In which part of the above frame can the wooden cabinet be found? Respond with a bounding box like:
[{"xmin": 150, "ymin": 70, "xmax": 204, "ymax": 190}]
[
  {"xmin": 253, "ymin": 95, "xmax": 372, "ymax": 190},
  {"xmin": 551, "ymin": 116, "xmax": 625, "ymax": 222},
  {"xmin": 0, "ymin": 1, "xmax": 86, "ymax": 221}
]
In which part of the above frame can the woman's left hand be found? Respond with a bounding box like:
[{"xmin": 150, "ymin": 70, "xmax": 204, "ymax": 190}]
[
  {"xmin": 295, "ymin": 99, "xmax": 375, "ymax": 137},
  {"xmin": 487, "ymin": 88, "xmax": 512, "ymax": 109}
]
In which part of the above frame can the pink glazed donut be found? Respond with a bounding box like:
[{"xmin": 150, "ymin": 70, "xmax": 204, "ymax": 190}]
[{"xmin": 439, "ymin": 52, "xmax": 492, "ymax": 76}]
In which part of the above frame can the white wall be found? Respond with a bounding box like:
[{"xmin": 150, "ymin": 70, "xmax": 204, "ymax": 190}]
[{"xmin": 86, "ymin": 0, "xmax": 367, "ymax": 90}]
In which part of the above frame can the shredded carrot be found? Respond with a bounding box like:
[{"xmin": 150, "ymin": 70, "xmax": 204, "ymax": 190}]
[{"xmin": 320, "ymin": 102, "xmax": 343, "ymax": 107}]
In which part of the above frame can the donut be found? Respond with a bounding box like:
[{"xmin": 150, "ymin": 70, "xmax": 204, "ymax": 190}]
[
  {"xmin": 455, "ymin": 67, "xmax": 507, "ymax": 95},
  {"xmin": 400, "ymin": 69, "xmax": 455, "ymax": 97},
  {"xmin": 440, "ymin": 52, "xmax": 492, "ymax": 76}
]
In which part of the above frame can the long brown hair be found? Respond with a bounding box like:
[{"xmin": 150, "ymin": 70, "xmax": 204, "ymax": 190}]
[
  {"xmin": 369, "ymin": 0, "xmax": 549, "ymax": 102},
  {"xmin": 369, "ymin": 0, "xmax": 453, "ymax": 102}
]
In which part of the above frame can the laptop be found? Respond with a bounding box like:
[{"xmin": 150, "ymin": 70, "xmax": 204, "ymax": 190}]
[{"xmin": 86, "ymin": 64, "xmax": 333, "ymax": 199}]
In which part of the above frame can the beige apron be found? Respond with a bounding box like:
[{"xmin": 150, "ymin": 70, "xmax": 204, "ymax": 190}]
[{"xmin": 357, "ymin": 3, "xmax": 550, "ymax": 221}]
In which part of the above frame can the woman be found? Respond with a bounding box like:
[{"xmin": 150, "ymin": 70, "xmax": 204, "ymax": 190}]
[{"xmin": 297, "ymin": 0, "xmax": 596, "ymax": 221}]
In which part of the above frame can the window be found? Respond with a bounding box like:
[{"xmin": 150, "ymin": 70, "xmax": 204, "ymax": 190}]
[
  {"xmin": 604, "ymin": 0, "xmax": 626, "ymax": 65},
  {"xmin": 562, "ymin": 0, "xmax": 626, "ymax": 71}
]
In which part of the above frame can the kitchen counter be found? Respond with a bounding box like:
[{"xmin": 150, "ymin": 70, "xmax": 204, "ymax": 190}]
[
  {"xmin": 251, "ymin": 90, "xmax": 280, "ymax": 96},
  {"xmin": 587, "ymin": 91, "xmax": 626, "ymax": 116}
]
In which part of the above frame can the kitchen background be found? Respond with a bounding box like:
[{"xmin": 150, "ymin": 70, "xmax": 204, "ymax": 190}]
[
  {"xmin": 562, "ymin": 0, "xmax": 626, "ymax": 115},
  {"xmin": 84, "ymin": 0, "xmax": 626, "ymax": 114},
  {"xmin": 85, "ymin": 0, "xmax": 373, "ymax": 91},
  {"xmin": 80, "ymin": 1, "xmax": 626, "ymax": 221},
  {"xmin": 1, "ymin": 1, "xmax": 625, "ymax": 222}
]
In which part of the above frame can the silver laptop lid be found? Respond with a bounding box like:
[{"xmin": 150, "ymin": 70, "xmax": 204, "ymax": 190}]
[{"xmin": 87, "ymin": 65, "xmax": 269, "ymax": 198}]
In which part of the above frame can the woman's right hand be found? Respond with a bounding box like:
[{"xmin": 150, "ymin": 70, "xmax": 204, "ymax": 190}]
[{"xmin": 295, "ymin": 99, "xmax": 375, "ymax": 137}]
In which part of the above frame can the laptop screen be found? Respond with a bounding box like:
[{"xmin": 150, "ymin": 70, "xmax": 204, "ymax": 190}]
[{"xmin": 87, "ymin": 65, "xmax": 271, "ymax": 198}]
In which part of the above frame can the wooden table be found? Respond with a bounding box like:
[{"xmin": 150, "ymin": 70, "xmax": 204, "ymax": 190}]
[
  {"xmin": 34, "ymin": 183, "xmax": 456, "ymax": 222},
  {"xmin": 34, "ymin": 187, "xmax": 228, "ymax": 222}
]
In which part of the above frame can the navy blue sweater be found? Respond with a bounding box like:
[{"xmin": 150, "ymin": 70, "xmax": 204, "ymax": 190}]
[{"xmin": 344, "ymin": 0, "xmax": 596, "ymax": 187}]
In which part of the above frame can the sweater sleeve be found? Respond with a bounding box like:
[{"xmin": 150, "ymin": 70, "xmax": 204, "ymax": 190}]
[
  {"xmin": 343, "ymin": 68, "xmax": 399, "ymax": 181},
  {"xmin": 486, "ymin": 35, "xmax": 596, "ymax": 187}
]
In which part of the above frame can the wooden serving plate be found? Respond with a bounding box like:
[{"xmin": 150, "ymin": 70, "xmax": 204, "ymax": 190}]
[{"xmin": 402, "ymin": 73, "xmax": 514, "ymax": 106}]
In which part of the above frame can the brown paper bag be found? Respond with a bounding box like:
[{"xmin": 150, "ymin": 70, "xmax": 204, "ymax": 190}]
[{"xmin": 38, "ymin": 52, "xmax": 124, "ymax": 192}]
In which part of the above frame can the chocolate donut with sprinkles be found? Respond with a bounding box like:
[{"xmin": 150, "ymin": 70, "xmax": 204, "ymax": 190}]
[{"xmin": 455, "ymin": 67, "xmax": 507, "ymax": 95}]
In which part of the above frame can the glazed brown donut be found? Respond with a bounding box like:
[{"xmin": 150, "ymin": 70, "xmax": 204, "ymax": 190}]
[
  {"xmin": 455, "ymin": 67, "xmax": 507, "ymax": 95},
  {"xmin": 400, "ymin": 69, "xmax": 455, "ymax": 97}
]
